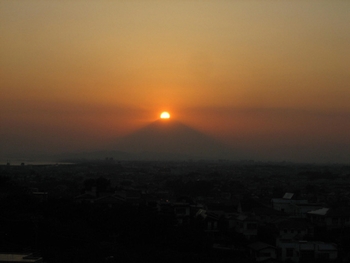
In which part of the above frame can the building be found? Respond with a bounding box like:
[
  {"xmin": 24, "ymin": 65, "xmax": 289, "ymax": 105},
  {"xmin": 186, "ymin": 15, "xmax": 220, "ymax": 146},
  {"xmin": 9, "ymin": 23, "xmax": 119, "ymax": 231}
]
[
  {"xmin": 234, "ymin": 214, "xmax": 258, "ymax": 240},
  {"xmin": 248, "ymin": 242, "xmax": 277, "ymax": 262},
  {"xmin": 307, "ymin": 207, "xmax": 350, "ymax": 230},
  {"xmin": 276, "ymin": 240, "xmax": 337, "ymax": 262},
  {"xmin": 0, "ymin": 254, "xmax": 42, "ymax": 263},
  {"xmin": 274, "ymin": 219, "xmax": 311, "ymax": 240},
  {"xmin": 271, "ymin": 193, "xmax": 308, "ymax": 215}
]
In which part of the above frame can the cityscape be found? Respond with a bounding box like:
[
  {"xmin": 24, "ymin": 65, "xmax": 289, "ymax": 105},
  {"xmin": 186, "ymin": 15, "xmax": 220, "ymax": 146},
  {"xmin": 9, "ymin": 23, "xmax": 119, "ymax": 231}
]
[
  {"xmin": 1, "ymin": 1, "xmax": 349, "ymax": 262},
  {"xmin": 1, "ymin": 160, "xmax": 350, "ymax": 262}
]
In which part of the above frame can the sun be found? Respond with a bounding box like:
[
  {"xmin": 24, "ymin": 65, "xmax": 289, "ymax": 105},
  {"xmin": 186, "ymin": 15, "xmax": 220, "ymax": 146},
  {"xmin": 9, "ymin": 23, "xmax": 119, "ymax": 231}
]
[{"xmin": 160, "ymin": 111, "xmax": 170, "ymax": 119}]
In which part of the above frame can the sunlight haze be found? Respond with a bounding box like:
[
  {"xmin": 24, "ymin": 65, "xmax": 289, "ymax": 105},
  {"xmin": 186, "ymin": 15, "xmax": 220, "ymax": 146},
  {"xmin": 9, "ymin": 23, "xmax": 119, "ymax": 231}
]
[{"xmin": 1, "ymin": 0, "xmax": 349, "ymax": 163}]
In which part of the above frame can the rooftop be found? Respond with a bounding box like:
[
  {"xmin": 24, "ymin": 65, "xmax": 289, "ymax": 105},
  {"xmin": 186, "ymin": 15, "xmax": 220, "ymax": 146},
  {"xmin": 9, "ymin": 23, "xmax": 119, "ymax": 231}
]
[{"xmin": 0, "ymin": 254, "xmax": 42, "ymax": 263}]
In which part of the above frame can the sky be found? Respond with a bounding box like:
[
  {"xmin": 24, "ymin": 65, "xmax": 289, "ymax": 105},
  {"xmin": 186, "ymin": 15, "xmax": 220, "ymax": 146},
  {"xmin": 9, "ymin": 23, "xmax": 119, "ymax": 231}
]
[{"xmin": 1, "ymin": 0, "xmax": 349, "ymax": 163}]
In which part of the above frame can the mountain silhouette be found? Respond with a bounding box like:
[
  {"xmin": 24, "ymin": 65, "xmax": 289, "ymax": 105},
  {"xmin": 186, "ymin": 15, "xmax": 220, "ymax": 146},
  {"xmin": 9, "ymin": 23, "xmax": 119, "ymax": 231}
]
[{"xmin": 113, "ymin": 119, "xmax": 236, "ymax": 160}]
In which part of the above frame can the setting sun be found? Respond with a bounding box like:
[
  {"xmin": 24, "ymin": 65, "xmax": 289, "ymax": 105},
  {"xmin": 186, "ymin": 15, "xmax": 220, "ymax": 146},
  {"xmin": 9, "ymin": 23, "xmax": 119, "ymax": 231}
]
[{"xmin": 160, "ymin": 112, "xmax": 170, "ymax": 119}]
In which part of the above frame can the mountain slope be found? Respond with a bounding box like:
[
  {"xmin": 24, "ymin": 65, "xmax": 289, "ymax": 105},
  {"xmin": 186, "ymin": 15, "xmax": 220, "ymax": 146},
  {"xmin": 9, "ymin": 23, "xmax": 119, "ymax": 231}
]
[{"xmin": 113, "ymin": 119, "xmax": 235, "ymax": 160}]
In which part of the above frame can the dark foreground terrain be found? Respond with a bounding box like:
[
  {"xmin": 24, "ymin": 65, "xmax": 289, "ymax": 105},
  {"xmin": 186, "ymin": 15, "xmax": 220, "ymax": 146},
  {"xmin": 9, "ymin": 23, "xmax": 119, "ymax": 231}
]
[{"xmin": 1, "ymin": 160, "xmax": 350, "ymax": 263}]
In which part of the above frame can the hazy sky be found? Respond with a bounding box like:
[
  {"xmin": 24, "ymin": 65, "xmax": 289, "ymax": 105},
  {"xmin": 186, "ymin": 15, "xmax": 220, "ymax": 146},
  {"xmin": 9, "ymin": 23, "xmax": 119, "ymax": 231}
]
[{"xmin": 1, "ymin": 0, "xmax": 349, "ymax": 163}]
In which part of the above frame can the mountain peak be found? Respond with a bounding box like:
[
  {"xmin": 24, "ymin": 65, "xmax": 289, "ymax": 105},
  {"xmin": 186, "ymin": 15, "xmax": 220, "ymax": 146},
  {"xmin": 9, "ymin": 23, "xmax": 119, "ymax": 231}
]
[{"xmin": 113, "ymin": 120, "xmax": 235, "ymax": 160}]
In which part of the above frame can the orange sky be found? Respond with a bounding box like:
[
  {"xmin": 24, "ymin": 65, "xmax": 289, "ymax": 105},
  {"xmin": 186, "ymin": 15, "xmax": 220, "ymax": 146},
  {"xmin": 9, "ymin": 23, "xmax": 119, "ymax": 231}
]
[{"xmin": 1, "ymin": 1, "xmax": 349, "ymax": 163}]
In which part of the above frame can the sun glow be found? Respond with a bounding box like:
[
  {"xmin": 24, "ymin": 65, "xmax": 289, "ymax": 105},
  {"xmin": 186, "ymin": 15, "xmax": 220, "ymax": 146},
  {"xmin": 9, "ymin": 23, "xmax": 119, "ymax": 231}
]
[{"xmin": 160, "ymin": 112, "xmax": 170, "ymax": 119}]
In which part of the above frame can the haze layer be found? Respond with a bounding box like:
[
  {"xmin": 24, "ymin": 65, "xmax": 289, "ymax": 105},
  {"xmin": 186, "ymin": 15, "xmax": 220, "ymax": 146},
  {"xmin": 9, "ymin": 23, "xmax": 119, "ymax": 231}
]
[{"xmin": 1, "ymin": 1, "xmax": 349, "ymax": 163}]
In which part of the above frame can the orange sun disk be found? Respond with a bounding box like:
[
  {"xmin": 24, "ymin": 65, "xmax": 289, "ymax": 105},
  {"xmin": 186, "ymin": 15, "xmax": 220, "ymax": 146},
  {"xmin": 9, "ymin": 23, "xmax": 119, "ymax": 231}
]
[{"xmin": 160, "ymin": 112, "xmax": 170, "ymax": 119}]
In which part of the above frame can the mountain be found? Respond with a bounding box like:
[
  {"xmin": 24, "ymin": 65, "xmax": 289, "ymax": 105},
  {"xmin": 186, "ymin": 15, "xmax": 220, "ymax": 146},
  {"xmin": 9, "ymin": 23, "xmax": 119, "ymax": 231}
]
[
  {"xmin": 12, "ymin": 119, "xmax": 243, "ymax": 162},
  {"xmin": 111, "ymin": 119, "xmax": 237, "ymax": 160}
]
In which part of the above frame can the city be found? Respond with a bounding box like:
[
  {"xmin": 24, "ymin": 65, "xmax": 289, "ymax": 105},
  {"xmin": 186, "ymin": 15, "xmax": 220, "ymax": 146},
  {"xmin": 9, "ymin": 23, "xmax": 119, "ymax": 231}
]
[{"xmin": 1, "ymin": 160, "xmax": 350, "ymax": 262}]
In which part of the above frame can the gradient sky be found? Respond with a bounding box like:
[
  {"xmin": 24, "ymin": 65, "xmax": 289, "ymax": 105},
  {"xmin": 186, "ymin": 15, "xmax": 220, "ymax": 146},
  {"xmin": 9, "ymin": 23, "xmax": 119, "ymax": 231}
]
[{"xmin": 1, "ymin": 0, "xmax": 349, "ymax": 163}]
